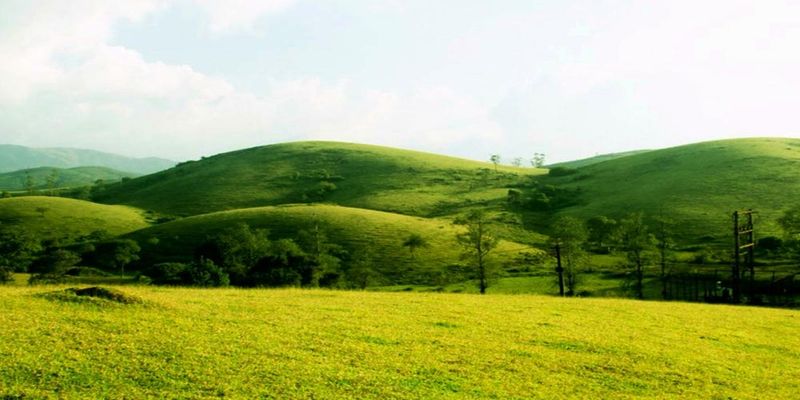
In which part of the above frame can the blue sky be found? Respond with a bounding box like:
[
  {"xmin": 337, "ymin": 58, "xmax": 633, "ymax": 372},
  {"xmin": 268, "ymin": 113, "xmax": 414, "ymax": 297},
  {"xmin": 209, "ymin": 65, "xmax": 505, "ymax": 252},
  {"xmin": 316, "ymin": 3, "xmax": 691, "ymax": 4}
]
[{"xmin": 1, "ymin": 0, "xmax": 799, "ymax": 163}]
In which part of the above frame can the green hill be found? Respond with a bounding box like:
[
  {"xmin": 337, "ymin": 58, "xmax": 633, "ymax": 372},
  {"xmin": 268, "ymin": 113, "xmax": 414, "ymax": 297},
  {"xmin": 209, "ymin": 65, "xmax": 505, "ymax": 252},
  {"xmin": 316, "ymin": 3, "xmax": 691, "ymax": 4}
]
[
  {"xmin": 128, "ymin": 204, "xmax": 535, "ymax": 283},
  {"xmin": 547, "ymin": 149, "xmax": 651, "ymax": 169},
  {"xmin": 95, "ymin": 141, "xmax": 544, "ymax": 217},
  {"xmin": 0, "ymin": 166, "xmax": 137, "ymax": 191},
  {"xmin": 0, "ymin": 197, "xmax": 149, "ymax": 240},
  {"xmin": 0, "ymin": 144, "xmax": 175, "ymax": 174},
  {"xmin": 538, "ymin": 137, "xmax": 800, "ymax": 240}
]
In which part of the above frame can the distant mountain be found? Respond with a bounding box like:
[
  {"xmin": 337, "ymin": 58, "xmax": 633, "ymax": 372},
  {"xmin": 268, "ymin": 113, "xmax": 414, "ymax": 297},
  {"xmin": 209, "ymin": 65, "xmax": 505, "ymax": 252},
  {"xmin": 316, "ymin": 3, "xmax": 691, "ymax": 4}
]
[
  {"xmin": 0, "ymin": 144, "xmax": 175, "ymax": 174},
  {"xmin": 547, "ymin": 150, "xmax": 651, "ymax": 169},
  {"xmin": 0, "ymin": 166, "xmax": 138, "ymax": 191}
]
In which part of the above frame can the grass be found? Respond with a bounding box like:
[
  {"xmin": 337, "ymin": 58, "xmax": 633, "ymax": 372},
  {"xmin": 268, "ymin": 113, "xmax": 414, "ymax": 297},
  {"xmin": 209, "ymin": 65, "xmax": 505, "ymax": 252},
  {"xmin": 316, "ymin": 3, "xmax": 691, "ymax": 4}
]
[
  {"xmin": 0, "ymin": 285, "xmax": 797, "ymax": 399},
  {"xmin": 0, "ymin": 196, "xmax": 149, "ymax": 240},
  {"xmin": 0, "ymin": 166, "xmax": 137, "ymax": 191},
  {"xmin": 539, "ymin": 137, "xmax": 800, "ymax": 241},
  {"xmin": 95, "ymin": 141, "xmax": 544, "ymax": 217},
  {"xmin": 128, "ymin": 204, "xmax": 536, "ymax": 282}
]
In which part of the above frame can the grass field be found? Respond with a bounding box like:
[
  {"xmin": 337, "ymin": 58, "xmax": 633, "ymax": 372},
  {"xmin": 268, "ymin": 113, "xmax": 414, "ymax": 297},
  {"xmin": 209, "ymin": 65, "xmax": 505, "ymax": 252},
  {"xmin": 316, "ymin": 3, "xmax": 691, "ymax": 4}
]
[
  {"xmin": 0, "ymin": 285, "xmax": 798, "ymax": 399},
  {"xmin": 0, "ymin": 196, "xmax": 149, "ymax": 240}
]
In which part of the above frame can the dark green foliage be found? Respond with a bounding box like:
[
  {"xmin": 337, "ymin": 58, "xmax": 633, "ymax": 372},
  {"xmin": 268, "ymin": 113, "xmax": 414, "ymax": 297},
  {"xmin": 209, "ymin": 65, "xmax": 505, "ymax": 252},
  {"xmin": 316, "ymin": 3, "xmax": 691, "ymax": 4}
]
[
  {"xmin": 146, "ymin": 263, "xmax": 189, "ymax": 285},
  {"xmin": 401, "ymin": 233, "xmax": 429, "ymax": 258},
  {"xmin": 547, "ymin": 167, "xmax": 577, "ymax": 177},
  {"xmin": 344, "ymin": 250, "xmax": 381, "ymax": 289},
  {"xmin": 29, "ymin": 249, "xmax": 81, "ymax": 284},
  {"xmin": 186, "ymin": 258, "xmax": 230, "ymax": 287},
  {"xmin": 94, "ymin": 239, "xmax": 141, "ymax": 276},
  {"xmin": 757, "ymin": 236, "xmax": 783, "ymax": 253},
  {"xmin": 296, "ymin": 225, "xmax": 345, "ymax": 287},
  {"xmin": 586, "ymin": 216, "xmax": 617, "ymax": 252},
  {"xmin": 0, "ymin": 230, "xmax": 42, "ymax": 273},
  {"xmin": 514, "ymin": 182, "xmax": 582, "ymax": 211},
  {"xmin": 208, "ymin": 223, "xmax": 272, "ymax": 285}
]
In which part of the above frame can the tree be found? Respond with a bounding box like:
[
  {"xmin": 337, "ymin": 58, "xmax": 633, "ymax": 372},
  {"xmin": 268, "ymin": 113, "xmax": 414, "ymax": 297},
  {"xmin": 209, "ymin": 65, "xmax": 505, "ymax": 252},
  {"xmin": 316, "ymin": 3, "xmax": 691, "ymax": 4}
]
[
  {"xmin": 0, "ymin": 230, "xmax": 42, "ymax": 273},
  {"xmin": 531, "ymin": 153, "xmax": 546, "ymax": 168},
  {"xmin": 512, "ymin": 157, "xmax": 523, "ymax": 167},
  {"xmin": 402, "ymin": 233, "xmax": 429, "ymax": 258},
  {"xmin": 653, "ymin": 213, "xmax": 674, "ymax": 299},
  {"xmin": 456, "ymin": 210, "xmax": 499, "ymax": 294},
  {"xmin": 24, "ymin": 172, "xmax": 35, "ymax": 195},
  {"xmin": 45, "ymin": 169, "xmax": 59, "ymax": 196},
  {"xmin": 489, "ymin": 154, "xmax": 501, "ymax": 172},
  {"xmin": 98, "ymin": 239, "xmax": 140, "ymax": 276},
  {"xmin": 586, "ymin": 216, "xmax": 617, "ymax": 253},
  {"xmin": 346, "ymin": 249, "xmax": 379, "ymax": 289},
  {"xmin": 29, "ymin": 249, "xmax": 80, "ymax": 284},
  {"xmin": 615, "ymin": 212, "xmax": 655, "ymax": 299},
  {"xmin": 549, "ymin": 216, "xmax": 588, "ymax": 296},
  {"xmin": 210, "ymin": 223, "xmax": 272, "ymax": 284},
  {"xmin": 297, "ymin": 222, "xmax": 344, "ymax": 287},
  {"xmin": 185, "ymin": 258, "xmax": 229, "ymax": 287}
]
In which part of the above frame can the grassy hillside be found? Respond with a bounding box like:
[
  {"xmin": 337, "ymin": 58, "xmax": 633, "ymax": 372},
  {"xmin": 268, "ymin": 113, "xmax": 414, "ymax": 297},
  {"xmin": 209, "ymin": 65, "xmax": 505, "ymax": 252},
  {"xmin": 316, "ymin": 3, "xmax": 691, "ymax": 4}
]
[
  {"xmin": 0, "ymin": 286, "xmax": 797, "ymax": 399},
  {"xmin": 0, "ymin": 197, "xmax": 149, "ymax": 240},
  {"xmin": 95, "ymin": 141, "xmax": 544, "ymax": 217},
  {"xmin": 0, "ymin": 144, "xmax": 174, "ymax": 174},
  {"xmin": 128, "ymin": 204, "xmax": 535, "ymax": 282},
  {"xmin": 547, "ymin": 149, "xmax": 651, "ymax": 169},
  {"xmin": 538, "ymin": 138, "xmax": 800, "ymax": 240},
  {"xmin": 0, "ymin": 166, "xmax": 137, "ymax": 191}
]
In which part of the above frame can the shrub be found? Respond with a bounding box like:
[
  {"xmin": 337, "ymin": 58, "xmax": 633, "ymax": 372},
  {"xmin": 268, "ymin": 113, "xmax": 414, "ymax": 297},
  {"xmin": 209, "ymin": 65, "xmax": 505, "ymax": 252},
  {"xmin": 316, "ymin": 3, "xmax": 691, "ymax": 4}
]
[
  {"xmin": 548, "ymin": 167, "xmax": 577, "ymax": 177},
  {"xmin": 186, "ymin": 258, "xmax": 230, "ymax": 287}
]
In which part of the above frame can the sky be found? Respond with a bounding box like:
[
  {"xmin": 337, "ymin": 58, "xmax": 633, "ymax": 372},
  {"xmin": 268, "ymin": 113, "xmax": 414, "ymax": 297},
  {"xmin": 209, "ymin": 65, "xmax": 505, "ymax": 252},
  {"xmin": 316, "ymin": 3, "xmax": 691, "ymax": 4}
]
[{"xmin": 1, "ymin": 0, "xmax": 799, "ymax": 163}]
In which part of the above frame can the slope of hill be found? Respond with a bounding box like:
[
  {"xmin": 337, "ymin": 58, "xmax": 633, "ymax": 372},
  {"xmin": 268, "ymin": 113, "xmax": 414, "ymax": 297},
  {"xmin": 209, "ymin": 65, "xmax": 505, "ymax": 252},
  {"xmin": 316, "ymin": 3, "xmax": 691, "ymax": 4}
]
[
  {"xmin": 1, "ymin": 286, "xmax": 798, "ymax": 399},
  {"xmin": 547, "ymin": 149, "xmax": 651, "ymax": 169},
  {"xmin": 127, "ymin": 204, "xmax": 535, "ymax": 282},
  {"xmin": 0, "ymin": 144, "xmax": 175, "ymax": 174},
  {"xmin": 96, "ymin": 141, "xmax": 544, "ymax": 217},
  {"xmin": 539, "ymin": 138, "xmax": 800, "ymax": 240},
  {"xmin": 0, "ymin": 166, "xmax": 137, "ymax": 191},
  {"xmin": 0, "ymin": 197, "xmax": 149, "ymax": 240}
]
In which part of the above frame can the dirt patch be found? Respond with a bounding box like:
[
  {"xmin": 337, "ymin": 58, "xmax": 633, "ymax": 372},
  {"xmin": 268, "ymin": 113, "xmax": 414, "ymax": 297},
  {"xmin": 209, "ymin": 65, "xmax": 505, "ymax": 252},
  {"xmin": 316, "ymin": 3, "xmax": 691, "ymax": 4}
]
[{"xmin": 40, "ymin": 286, "xmax": 143, "ymax": 305}]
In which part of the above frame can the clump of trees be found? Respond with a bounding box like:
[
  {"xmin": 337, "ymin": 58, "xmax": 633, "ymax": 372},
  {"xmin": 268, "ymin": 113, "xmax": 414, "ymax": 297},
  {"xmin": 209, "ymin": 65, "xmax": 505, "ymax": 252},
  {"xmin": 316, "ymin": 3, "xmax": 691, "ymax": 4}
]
[{"xmin": 550, "ymin": 216, "xmax": 588, "ymax": 296}]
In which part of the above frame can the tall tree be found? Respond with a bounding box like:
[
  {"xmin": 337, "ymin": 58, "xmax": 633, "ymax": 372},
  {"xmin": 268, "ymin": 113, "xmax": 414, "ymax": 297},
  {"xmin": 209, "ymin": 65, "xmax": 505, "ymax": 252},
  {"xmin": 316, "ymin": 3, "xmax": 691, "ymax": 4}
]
[
  {"xmin": 297, "ymin": 222, "xmax": 343, "ymax": 287},
  {"xmin": 615, "ymin": 212, "xmax": 655, "ymax": 299},
  {"xmin": 456, "ymin": 210, "xmax": 499, "ymax": 294},
  {"xmin": 653, "ymin": 213, "xmax": 674, "ymax": 299},
  {"xmin": 549, "ymin": 216, "xmax": 588, "ymax": 296},
  {"xmin": 531, "ymin": 153, "xmax": 546, "ymax": 168}
]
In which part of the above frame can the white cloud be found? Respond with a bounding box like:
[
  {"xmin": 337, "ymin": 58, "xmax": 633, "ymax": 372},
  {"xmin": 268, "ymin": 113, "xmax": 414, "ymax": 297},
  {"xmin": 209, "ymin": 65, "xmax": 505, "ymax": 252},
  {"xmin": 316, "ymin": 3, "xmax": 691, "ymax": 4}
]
[{"xmin": 192, "ymin": 0, "xmax": 298, "ymax": 33}]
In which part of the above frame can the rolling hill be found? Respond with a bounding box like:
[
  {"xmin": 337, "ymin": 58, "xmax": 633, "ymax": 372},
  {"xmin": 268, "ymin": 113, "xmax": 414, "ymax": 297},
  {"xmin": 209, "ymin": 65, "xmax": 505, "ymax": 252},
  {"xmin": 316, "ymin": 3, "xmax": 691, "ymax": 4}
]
[
  {"xmin": 127, "ymin": 204, "xmax": 536, "ymax": 282},
  {"xmin": 0, "ymin": 144, "xmax": 175, "ymax": 174},
  {"xmin": 0, "ymin": 166, "xmax": 137, "ymax": 191},
  {"xmin": 95, "ymin": 141, "xmax": 544, "ymax": 217},
  {"xmin": 539, "ymin": 137, "xmax": 800, "ymax": 240},
  {"xmin": 0, "ymin": 197, "xmax": 149, "ymax": 240},
  {"xmin": 547, "ymin": 149, "xmax": 651, "ymax": 169}
]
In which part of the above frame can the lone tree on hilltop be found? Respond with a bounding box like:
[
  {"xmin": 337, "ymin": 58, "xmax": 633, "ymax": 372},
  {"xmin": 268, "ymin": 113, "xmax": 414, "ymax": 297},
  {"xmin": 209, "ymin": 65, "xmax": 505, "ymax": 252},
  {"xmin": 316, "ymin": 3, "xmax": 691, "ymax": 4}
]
[
  {"xmin": 490, "ymin": 154, "xmax": 501, "ymax": 172},
  {"xmin": 456, "ymin": 210, "xmax": 499, "ymax": 294},
  {"xmin": 402, "ymin": 233, "xmax": 429, "ymax": 259},
  {"xmin": 531, "ymin": 153, "xmax": 546, "ymax": 168}
]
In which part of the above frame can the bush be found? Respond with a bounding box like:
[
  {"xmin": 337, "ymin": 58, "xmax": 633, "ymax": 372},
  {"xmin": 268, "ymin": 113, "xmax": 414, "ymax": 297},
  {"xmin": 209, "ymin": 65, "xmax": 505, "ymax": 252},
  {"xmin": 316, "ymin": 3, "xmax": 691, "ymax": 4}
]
[
  {"xmin": 186, "ymin": 258, "xmax": 230, "ymax": 287},
  {"xmin": 146, "ymin": 262, "xmax": 189, "ymax": 285},
  {"xmin": 548, "ymin": 167, "xmax": 577, "ymax": 177}
]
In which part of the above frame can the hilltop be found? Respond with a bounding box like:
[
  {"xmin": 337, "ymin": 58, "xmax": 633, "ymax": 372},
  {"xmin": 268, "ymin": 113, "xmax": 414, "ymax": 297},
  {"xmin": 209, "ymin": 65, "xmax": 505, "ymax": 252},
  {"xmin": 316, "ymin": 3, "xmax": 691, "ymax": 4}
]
[
  {"xmin": 538, "ymin": 137, "xmax": 800, "ymax": 240},
  {"xmin": 547, "ymin": 149, "xmax": 651, "ymax": 169},
  {"xmin": 0, "ymin": 166, "xmax": 137, "ymax": 191},
  {"xmin": 0, "ymin": 144, "xmax": 174, "ymax": 175},
  {"xmin": 95, "ymin": 141, "xmax": 544, "ymax": 217},
  {"xmin": 0, "ymin": 197, "xmax": 149, "ymax": 240},
  {"xmin": 127, "ymin": 204, "xmax": 535, "ymax": 283}
]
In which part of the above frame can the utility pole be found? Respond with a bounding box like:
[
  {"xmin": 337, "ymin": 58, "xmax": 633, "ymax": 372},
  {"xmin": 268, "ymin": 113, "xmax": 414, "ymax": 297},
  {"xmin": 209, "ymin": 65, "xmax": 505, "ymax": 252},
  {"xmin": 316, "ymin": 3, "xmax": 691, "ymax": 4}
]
[
  {"xmin": 732, "ymin": 210, "xmax": 756, "ymax": 303},
  {"xmin": 554, "ymin": 242, "xmax": 564, "ymax": 297}
]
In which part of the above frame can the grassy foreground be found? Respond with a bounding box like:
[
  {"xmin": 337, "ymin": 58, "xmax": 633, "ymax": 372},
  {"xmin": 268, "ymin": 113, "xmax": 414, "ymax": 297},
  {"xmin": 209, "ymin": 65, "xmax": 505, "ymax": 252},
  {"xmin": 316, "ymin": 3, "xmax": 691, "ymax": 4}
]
[{"xmin": 1, "ymin": 286, "xmax": 798, "ymax": 399}]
